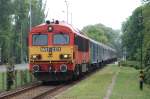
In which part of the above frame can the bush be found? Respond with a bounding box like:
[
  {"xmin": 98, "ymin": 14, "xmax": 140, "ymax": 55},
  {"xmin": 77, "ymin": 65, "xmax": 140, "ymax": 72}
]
[
  {"xmin": 144, "ymin": 66, "xmax": 150, "ymax": 84},
  {"xmin": 120, "ymin": 60, "xmax": 141, "ymax": 69},
  {"xmin": 119, "ymin": 60, "xmax": 127, "ymax": 67},
  {"xmin": 119, "ymin": 59, "xmax": 150, "ymax": 84}
]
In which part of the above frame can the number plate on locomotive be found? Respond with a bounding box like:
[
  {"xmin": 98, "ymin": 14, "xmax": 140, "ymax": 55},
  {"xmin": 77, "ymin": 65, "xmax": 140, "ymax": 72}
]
[{"xmin": 40, "ymin": 47, "xmax": 61, "ymax": 52}]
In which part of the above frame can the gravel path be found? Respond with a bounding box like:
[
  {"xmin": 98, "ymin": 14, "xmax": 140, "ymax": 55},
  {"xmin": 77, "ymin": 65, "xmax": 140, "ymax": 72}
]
[{"xmin": 103, "ymin": 70, "xmax": 119, "ymax": 99}]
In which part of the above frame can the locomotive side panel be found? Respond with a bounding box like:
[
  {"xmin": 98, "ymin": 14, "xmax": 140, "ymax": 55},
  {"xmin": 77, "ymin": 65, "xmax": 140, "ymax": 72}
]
[{"xmin": 74, "ymin": 35, "xmax": 90, "ymax": 64}]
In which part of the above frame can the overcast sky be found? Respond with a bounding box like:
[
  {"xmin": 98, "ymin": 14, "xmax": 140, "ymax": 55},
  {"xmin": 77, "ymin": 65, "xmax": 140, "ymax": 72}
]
[{"xmin": 46, "ymin": 0, "xmax": 141, "ymax": 30}]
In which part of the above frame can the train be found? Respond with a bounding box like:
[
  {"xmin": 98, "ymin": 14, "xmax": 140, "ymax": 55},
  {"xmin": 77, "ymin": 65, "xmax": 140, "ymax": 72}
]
[{"xmin": 28, "ymin": 20, "xmax": 117, "ymax": 82}]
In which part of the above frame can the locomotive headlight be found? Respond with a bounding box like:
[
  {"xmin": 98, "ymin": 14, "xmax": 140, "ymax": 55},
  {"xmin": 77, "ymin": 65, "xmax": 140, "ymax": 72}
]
[
  {"xmin": 64, "ymin": 54, "xmax": 68, "ymax": 58},
  {"xmin": 31, "ymin": 54, "xmax": 41, "ymax": 60},
  {"xmin": 48, "ymin": 26, "xmax": 53, "ymax": 32},
  {"xmin": 60, "ymin": 54, "xmax": 71, "ymax": 59},
  {"xmin": 32, "ymin": 55, "xmax": 37, "ymax": 59}
]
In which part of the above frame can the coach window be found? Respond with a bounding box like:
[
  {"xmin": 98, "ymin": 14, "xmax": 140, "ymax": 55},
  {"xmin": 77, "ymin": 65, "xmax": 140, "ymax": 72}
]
[
  {"xmin": 32, "ymin": 34, "xmax": 48, "ymax": 46},
  {"xmin": 53, "ymin": 33, "xmax": 69, "ymax": 44}
]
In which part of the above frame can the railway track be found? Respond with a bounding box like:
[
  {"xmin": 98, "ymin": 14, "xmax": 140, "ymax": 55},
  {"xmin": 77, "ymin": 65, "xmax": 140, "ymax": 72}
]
[
  {"xmin": 0, "ymin": 80, "xmax": 85, "ymax": 99},
  {"xmin": 0, "ymin": 82, "xmax": 70, "ymax": 99},
  {"xmin": 35, "ymin": 71, "xmax": 100, "ymax": 99},
  {"xmin": 32, "ymin": 84, "xmax": 65, "ymax": 99},
  {"xmin": 0, "ymin": 69, "xmax": 101, "ymax": 99},
  {"xmin": 0, "ymin": 82, "xmax": 41, "ymax": 99}
]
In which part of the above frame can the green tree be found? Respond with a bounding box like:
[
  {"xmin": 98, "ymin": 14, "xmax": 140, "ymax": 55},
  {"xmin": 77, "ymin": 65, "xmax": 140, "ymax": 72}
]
[
  {"xmin": 0, "ymin": 0, "xmax": 13, "ymax": 63},
  {"xmin": 82, "ymin": 25, "xmax": 108, "ymax": 44},
  {"xmin": 82, "ymin": 23, "xmax": 122, "ymax": 57},
  {"xmin": 121, "ymin": 7, "xmax": 144, "ymax": 61},
  {"xmin": 121, "ymin": 3, "xmax": 150, "ymax": 84},
  {"xmin": 0, "ymin": 0, "xmax": 46, "ymax": 64},
  {"xmin": 142, "ymin": 0, "xmax": 150, "ymax": 3}
]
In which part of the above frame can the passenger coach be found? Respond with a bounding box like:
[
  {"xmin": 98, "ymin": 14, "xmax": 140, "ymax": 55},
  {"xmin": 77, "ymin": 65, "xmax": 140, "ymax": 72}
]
[{"xmin": 28, "ymin": 20, "xmax": 117, "ymax": 81}]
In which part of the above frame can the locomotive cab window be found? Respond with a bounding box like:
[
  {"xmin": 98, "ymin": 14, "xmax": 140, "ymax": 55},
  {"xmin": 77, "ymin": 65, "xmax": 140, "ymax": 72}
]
[
  {"xmin": 53, "ymin": 33, "xmax": 69, "ymax": 45},
  {"xmin": 32, "ymin": 34, "xmax": 48, "ymax": 46},
  {"xmin": 75, "ymin": 35, "xmax": 89, "ymax": 52}
]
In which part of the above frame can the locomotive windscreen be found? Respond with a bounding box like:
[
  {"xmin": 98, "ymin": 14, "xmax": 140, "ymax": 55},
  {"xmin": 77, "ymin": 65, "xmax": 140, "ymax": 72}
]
[
  {"xmin": 53, "ymin": 33, "xmax": 69, "ymax": 44},
  {"xmin": 32, "ymin": 34, "xmax": 48, "ymax": 46}
]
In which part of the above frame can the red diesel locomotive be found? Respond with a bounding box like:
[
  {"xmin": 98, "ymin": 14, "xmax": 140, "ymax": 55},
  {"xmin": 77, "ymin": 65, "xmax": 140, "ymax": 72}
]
[{"xmin": 28, "ymin": 20, "xmax": 117, "ymax": 82}]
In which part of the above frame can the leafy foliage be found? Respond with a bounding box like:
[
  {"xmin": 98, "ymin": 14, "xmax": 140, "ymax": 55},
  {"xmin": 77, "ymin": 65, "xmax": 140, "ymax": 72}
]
[
  {"xmin": 0, "ymin": 0, "xmax": 46, "ymax": 63},
  {"xmin": 120, "ymin": 60, "xmax": 140, "ymax": 69},
  {"xmin": 82, "ymin": 24, "xmax": 122, "ymax": 57},
  {"xmin": 142, "ymin": 0, "xmax": 150, "ymax": 3},
  {"xmin": 121, "ymin": 3, "xmax": 150, "ymax": 84},
  {"xmin": 0, "ymin": 0, "xmax": 13, "ymax": 61}
]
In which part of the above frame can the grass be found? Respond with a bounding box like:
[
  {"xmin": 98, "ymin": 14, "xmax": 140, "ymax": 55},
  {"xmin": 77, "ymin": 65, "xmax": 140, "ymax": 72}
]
[
  {"xmin": 56, "ymin": 64, "xmax": 150, "ymax": 99},
  {"xmin": 0, "ymin": 70, "xmax": 35, "ymax": 91},
  {"xmin": 56, "ymin": 65, "xmax": 118, "ymax": 99},
  {"xmin": 110, "ymin": 66, "xmax": 150, "ymax": 99},
  {"xmin": 0, "ymin": 72, "xmax": 6, "ymax": 91}
]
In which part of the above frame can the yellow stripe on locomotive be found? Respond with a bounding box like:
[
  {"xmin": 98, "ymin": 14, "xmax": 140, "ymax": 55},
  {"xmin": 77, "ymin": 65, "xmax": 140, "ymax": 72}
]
[{"xmin": 29, "ymin": 46, "xmax": 73, "ymax": 62}]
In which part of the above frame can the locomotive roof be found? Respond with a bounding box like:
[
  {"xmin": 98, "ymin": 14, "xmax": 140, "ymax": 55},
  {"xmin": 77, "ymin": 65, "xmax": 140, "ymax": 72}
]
[
  {"xmin": 31, "ymin": 21, "xmax": 116, "ymax": 52},
  {"xmin": 32, "ymin": 21, "xmax": 90, "ymax": 40}
]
